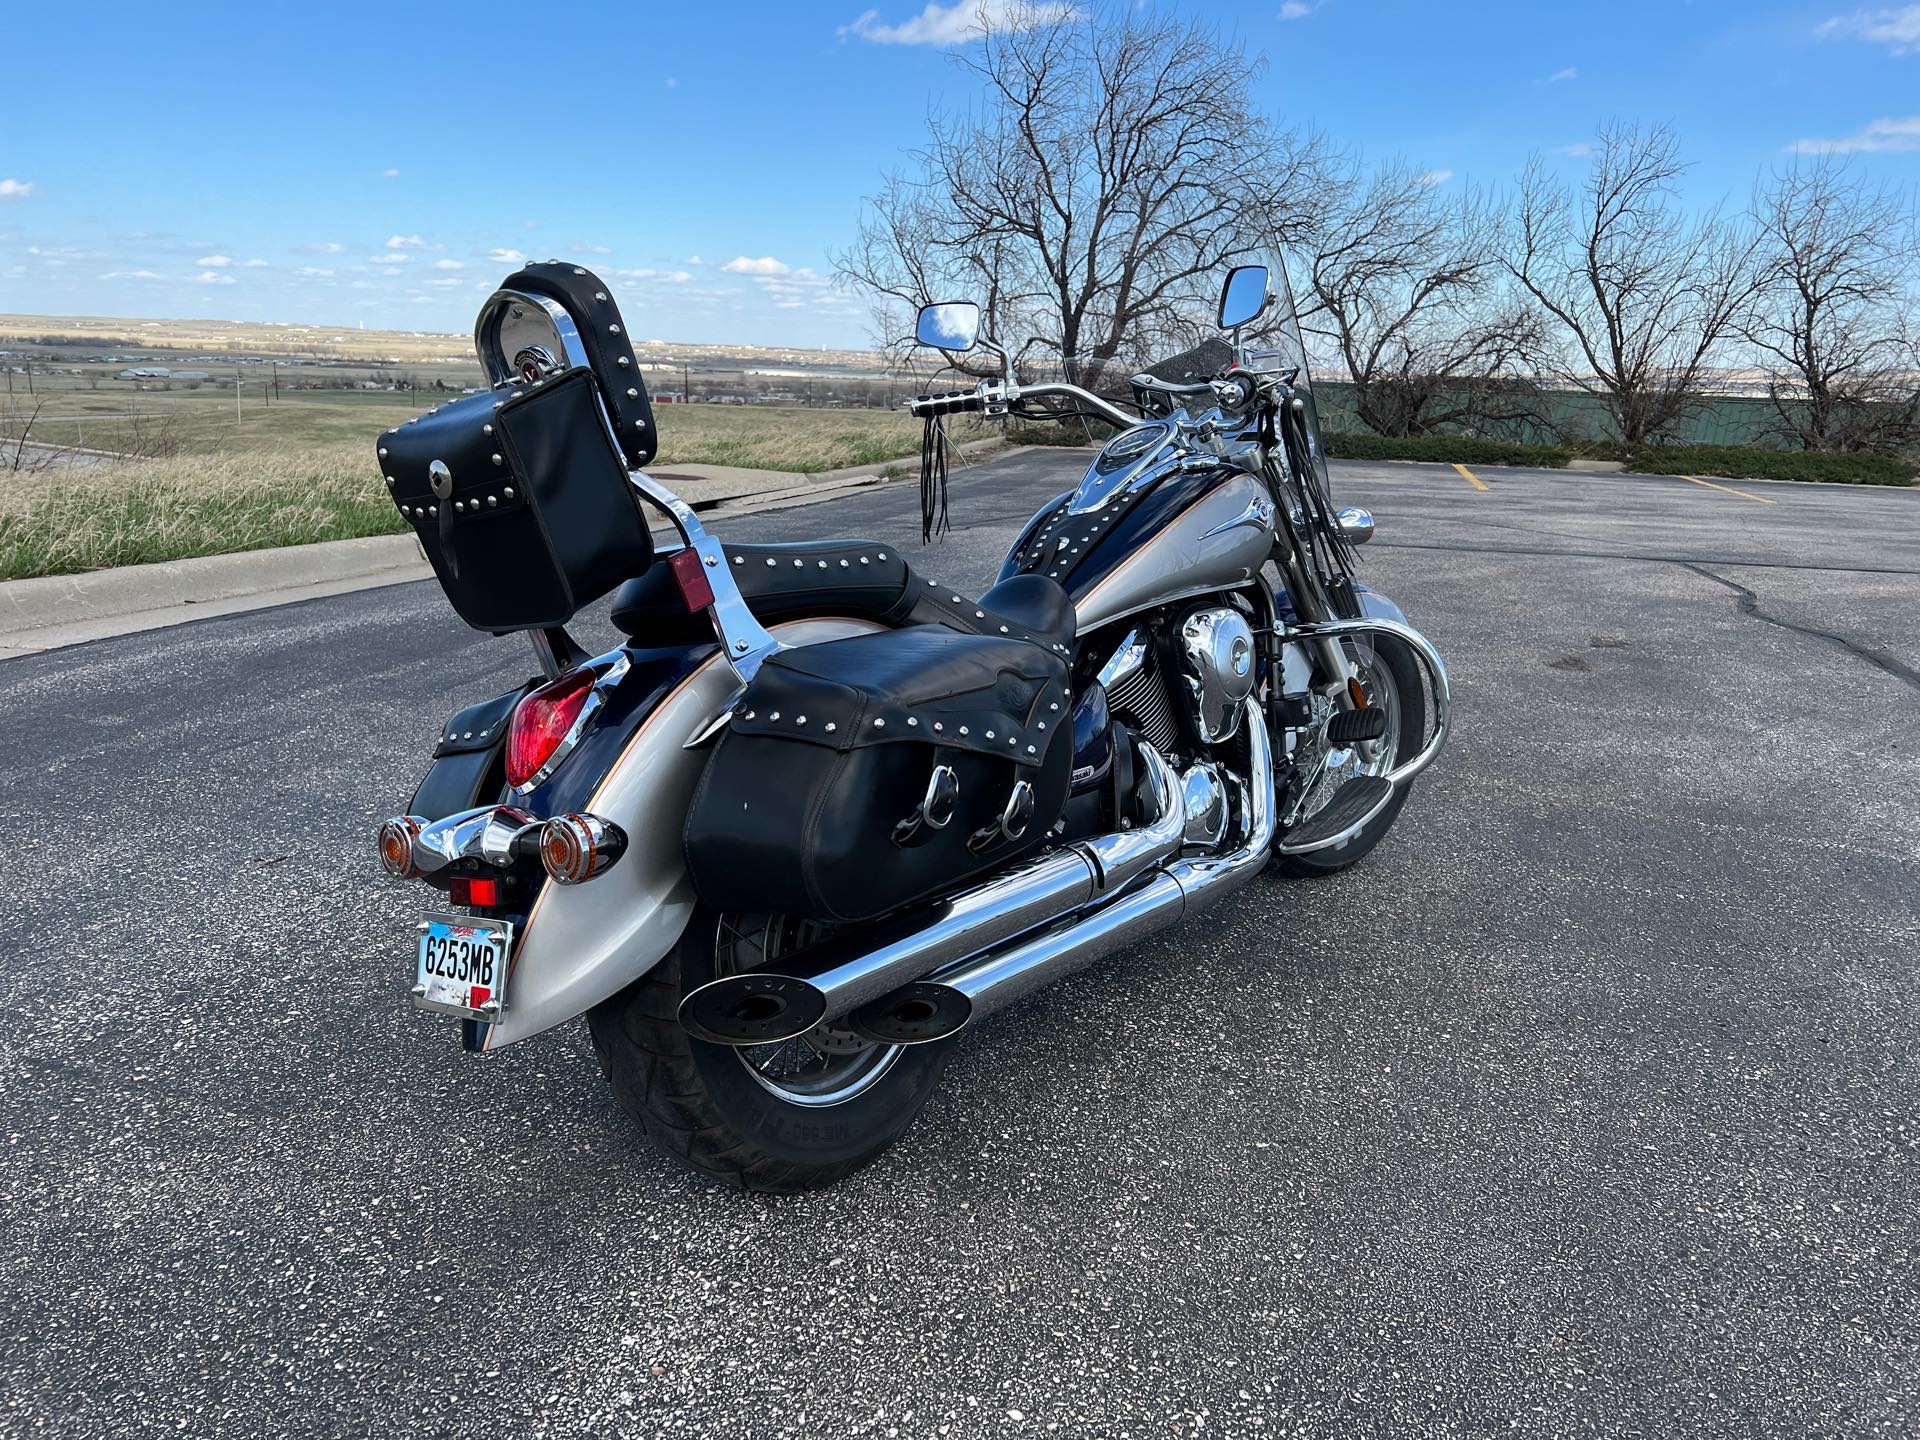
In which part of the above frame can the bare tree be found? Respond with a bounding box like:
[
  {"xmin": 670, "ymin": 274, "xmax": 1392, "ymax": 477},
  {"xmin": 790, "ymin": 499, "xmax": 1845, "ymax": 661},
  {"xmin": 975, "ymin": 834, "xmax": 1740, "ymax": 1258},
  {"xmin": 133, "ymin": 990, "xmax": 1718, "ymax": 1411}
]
[
  {"xmin": 1742, "ymin": 159, "xmax": 1920, "ymax": 453},
  {"xmin": 1501, "ymin": 123, "xmax": 1759, "ymax": 445},
  {"xmin": 1297, "ymin": 161, "xmax": 1542, "ymax": 436},
  {"xmin": 2, "ymin": 400, "xmax": 62, "ymax": 475},
  {"xmin": 838, "ymin": 6, "xmax": 1331, "ymax": 391}
]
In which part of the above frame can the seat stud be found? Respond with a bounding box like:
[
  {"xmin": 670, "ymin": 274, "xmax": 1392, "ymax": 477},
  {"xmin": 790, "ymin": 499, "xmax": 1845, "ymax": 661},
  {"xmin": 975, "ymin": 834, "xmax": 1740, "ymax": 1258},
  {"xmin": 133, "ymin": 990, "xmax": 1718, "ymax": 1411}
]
[
  {"xmin": 959, "ymin": 726, "xmax": 969, "ymax": 735},
  {"xmin": 769, "ymin": 711, "xmax": 780, "ymax": 721},
  {"xmin": 907, "ymin": 717, "xmax": 918, "ymax": 727},
  {"xmin": 825, "ymin": 723, "xmax": 837, "ymax": 733},
  {"xmin": 874, "ymin": 718, "xmax": 886, "ymax": 729}
]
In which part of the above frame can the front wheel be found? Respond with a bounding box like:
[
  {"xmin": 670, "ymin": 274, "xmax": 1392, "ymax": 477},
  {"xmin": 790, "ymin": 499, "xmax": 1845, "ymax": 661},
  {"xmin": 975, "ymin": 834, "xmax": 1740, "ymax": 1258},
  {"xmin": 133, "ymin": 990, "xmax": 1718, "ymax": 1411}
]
[
  {"xmin": 587, "ymin": 909, "xmax": 952, "ymax": 1192},
  {"xmin": 1271, "ymin": 633, "xmax": 1425, "ymax": 877}
]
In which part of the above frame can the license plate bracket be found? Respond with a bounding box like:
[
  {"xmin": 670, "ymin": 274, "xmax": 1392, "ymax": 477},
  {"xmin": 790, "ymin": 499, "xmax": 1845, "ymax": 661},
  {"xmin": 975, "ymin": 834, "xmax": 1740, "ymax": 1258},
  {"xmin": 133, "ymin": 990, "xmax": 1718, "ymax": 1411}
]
[{"xmin": 412, "ymin": 912, "xmax": 513, "ymax": 1021}]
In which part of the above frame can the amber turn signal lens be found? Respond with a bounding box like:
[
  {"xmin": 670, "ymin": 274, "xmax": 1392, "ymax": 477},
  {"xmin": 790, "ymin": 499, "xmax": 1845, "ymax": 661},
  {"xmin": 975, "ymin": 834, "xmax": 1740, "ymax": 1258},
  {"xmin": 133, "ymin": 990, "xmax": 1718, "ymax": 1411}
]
[
  {"xmin": 377, "ymin": 816, "xmax": 424, "ymax": 878},
  {"xmin": 539, "ymin": 813, "xmax": 626, "ymax": 885}
]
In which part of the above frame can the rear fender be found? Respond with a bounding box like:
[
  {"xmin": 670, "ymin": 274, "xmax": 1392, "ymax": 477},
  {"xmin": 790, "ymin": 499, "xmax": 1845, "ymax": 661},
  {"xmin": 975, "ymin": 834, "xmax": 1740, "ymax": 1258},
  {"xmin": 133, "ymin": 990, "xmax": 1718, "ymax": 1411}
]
[{"xmin": 478, "ymin": 616, "xmax": 883, "ymax": 1051}]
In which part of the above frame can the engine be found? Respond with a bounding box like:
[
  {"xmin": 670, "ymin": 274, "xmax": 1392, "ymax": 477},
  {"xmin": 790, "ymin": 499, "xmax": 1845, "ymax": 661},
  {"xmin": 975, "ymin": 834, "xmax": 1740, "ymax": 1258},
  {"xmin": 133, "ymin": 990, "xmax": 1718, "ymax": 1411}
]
[{"xmin": 1176, "ymin": 606, "xmax": 1257, "ymax": 744}]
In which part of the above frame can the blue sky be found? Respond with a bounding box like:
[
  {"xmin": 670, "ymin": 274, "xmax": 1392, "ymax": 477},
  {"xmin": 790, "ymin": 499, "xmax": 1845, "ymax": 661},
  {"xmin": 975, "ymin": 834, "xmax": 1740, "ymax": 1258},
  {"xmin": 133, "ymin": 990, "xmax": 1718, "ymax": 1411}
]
[{"xmin": 2, "ymin": 0, "xmax": 1916, "ymax": 348}]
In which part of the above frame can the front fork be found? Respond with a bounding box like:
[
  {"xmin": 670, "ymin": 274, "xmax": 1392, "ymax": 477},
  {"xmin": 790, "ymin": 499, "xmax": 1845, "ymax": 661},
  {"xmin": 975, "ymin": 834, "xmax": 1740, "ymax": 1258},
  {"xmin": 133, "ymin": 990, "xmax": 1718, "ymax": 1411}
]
[{"xmin": 1262, "ymin": 502, "xmax": 1453, "ymax": 792}]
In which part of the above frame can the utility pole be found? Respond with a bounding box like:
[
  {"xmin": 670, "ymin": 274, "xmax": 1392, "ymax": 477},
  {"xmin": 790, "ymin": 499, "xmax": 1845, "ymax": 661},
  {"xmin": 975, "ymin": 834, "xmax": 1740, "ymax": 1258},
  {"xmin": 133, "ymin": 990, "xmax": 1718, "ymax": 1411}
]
[
  {"xmin": 236, "ymin": 368, "xmax": 243, "ymax": 426},
  {"xmin": 683, "ymin": 361, "xmax": 690, "ymax": 404}
]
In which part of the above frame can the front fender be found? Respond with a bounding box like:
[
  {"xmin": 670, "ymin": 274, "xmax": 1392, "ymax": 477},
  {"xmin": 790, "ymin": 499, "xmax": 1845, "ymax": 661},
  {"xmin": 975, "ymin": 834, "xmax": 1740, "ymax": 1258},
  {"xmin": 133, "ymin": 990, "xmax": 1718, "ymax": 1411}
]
[
  {"xmin": 1269, "ymin": 581, "xmax": 1408, "ymax": 629},
  {"xmin": 478, "ymin": 616, "xmax": 882, "ymax": 1051}
]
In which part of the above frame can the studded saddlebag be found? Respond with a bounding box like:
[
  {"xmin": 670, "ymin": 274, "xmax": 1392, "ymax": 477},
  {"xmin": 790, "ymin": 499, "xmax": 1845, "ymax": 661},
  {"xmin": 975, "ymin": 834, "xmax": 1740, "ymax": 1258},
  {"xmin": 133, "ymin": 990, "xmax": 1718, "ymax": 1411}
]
[
  {"xmin": 377, "ymin": 367, "xmax": 653, "ymax": 632},
  {"xmin": 684, "ymin": 626, "xmax": 1074, "ymax": 924}
]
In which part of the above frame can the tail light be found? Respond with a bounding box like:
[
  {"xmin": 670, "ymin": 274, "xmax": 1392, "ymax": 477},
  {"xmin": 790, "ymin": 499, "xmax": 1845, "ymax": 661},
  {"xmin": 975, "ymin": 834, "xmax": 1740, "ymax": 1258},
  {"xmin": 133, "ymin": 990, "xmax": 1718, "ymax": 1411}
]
[
  {"xmin": 377, "ymin": 816, "xmax": 424, "ymax": 878},
  {"xmin": 506, "ymin": 667, "xmax": 597, "ymax": 790},
  {"xmin": 540, "ymin": 813, "xmax": 627, "ymax": 884}
]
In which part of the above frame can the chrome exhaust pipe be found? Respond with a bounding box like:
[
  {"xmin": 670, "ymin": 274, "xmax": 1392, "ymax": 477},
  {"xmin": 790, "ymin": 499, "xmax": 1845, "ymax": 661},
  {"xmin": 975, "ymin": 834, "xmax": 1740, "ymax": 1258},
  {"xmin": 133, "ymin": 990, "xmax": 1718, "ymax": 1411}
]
[
  {"xmin": 677, "ymin": 744, "xmax": 1185, "ymax": 1047},
  {"xmin": 850, "ymin": 698, "xmax": 1274, "ymax": 1044}
]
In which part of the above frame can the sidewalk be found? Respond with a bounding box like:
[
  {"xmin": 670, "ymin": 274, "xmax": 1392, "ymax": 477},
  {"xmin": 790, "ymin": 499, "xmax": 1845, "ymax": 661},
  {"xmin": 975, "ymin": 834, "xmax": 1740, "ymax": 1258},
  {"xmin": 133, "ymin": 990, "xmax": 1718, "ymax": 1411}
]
[{"xmin": 0, "ymin": 437, "xmax": 1015, "ymax": 659}]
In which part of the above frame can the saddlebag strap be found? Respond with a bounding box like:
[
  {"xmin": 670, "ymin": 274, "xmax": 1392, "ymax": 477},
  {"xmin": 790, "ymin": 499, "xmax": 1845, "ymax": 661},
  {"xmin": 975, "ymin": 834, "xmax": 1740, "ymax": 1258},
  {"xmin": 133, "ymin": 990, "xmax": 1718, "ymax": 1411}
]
[{"xmin": 727, "ymin": 626, "xmax": 1068, "ymax": 769}]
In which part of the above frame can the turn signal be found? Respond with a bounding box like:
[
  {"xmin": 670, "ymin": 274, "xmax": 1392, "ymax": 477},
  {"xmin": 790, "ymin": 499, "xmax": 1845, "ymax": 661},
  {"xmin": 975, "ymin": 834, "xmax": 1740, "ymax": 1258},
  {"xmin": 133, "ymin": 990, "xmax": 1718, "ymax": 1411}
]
[
  {"xmin": 506, "ymin": 668, "xmax": 596, "ymax": 789},
  {"xmin": 377, "ymin": 816, "xmax": 424, "ymax": 878},
  {"xmin": 539, "ymin": 813, "xmax": 627, "ymax": 885}
]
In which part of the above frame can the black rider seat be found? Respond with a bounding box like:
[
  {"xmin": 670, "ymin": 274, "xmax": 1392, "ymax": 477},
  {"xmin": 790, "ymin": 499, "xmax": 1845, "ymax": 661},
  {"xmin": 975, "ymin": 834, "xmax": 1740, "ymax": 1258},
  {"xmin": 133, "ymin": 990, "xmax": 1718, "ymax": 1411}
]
[{"xmin": 608, "ymin": 540, "xmax": 1075, "ymax": 651}]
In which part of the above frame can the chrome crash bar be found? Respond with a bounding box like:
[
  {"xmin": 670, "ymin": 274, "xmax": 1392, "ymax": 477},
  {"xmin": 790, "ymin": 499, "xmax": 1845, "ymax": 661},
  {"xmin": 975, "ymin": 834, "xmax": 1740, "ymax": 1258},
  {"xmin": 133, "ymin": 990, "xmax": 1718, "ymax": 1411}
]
[{"xmin": 1281, "ymin": 617, "xmax": 1452, "ymax": 787}]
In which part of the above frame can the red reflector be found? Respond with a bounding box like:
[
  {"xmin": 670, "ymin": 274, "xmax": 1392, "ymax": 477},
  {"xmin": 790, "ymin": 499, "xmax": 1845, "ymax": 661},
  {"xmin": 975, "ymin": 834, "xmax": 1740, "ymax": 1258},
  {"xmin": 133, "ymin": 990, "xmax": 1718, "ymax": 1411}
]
[
  {"xmin": 668, "ymin": 547, "xmax": 715, "ymax": 613},
  {"xmin": 450, "ymin": 876, "xmax": 499, "ymax": 907},
  {"xmin": 506, "ymin": 667, "xmax": 596, "ymax": 789}
]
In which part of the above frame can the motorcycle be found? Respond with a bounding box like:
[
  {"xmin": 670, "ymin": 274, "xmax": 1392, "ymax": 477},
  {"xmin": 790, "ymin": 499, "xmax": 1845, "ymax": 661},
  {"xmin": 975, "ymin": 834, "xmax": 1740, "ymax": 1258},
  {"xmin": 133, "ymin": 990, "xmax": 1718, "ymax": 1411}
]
[{"xmin": 375, "ymin": 257, "xmax": 1449, "ymax": 1191}]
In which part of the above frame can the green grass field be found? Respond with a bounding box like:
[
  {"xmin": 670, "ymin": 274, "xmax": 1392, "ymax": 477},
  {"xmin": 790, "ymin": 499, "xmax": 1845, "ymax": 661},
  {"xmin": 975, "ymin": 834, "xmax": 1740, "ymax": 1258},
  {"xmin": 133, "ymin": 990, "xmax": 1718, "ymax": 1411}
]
[{"xmin": 0, "ymin": 387, "xmax": 966, "ymax": 581}]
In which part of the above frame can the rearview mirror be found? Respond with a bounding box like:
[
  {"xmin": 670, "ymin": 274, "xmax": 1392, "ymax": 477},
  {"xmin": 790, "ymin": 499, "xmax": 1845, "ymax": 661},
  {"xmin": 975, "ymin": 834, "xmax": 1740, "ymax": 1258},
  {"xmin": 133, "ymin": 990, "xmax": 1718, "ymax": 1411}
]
[
  {"xmin": 915, "ymin": 301, "xmax": 980, "ymax": 352},
  {"xmin": 1217, "ymin": 266, "xmax": 1270, "ymax": 330}
]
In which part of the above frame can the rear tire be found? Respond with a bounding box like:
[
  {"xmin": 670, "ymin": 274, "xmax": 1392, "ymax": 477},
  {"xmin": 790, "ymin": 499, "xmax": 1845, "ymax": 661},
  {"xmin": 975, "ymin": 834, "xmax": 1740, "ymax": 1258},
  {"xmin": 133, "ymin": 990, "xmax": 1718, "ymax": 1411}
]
[
  {"xmin": 587, "ymin": 908, "xmax": 952, "ymax": 1192},
  {"xmin": 1272, "ymin": 633, "xmax": 1425, "ymax": 877}
]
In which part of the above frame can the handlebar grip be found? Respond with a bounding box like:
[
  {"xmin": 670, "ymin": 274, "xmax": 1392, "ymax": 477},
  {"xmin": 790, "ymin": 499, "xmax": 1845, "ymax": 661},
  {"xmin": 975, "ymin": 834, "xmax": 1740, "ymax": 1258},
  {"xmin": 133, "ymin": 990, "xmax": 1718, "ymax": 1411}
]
[{"xmin": 907, "ymin": 388, "xmax": 986, "ymax": 418}]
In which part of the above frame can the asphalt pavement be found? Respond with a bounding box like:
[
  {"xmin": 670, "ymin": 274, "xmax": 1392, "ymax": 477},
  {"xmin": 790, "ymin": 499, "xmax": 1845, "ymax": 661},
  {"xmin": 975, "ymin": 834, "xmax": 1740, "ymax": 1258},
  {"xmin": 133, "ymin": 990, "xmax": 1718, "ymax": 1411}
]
[{"xmin": 2, "ymin": 451, "xmax": 1917, "ymax": 1438}]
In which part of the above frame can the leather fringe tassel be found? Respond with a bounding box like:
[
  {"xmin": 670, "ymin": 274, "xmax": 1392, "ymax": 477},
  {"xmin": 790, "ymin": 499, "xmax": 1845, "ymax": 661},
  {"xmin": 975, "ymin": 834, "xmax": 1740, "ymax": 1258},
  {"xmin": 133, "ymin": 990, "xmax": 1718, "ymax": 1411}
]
[{"xmin": 919, "ymin": 415, "xmax": 951, "ymax": 544}]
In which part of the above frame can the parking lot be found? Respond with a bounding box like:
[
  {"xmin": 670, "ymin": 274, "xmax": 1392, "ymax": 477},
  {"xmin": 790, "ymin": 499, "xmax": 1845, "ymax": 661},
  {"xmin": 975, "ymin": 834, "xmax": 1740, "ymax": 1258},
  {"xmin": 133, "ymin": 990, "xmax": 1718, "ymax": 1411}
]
[{"xmin": 2, "ymin": 450, "xmax": 1916, "ymax": 1437}]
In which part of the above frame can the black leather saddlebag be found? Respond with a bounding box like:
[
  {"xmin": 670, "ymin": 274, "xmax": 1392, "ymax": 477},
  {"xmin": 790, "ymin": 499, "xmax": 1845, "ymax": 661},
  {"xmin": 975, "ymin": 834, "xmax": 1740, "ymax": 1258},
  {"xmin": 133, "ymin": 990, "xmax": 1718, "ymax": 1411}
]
[
  {"xmin": 377, "ymin": 368, "xmax": 652, "ymax": 632},
  {"xmin": 685, "ymin": 626, "xmax": 1073, "ymax": 924}
]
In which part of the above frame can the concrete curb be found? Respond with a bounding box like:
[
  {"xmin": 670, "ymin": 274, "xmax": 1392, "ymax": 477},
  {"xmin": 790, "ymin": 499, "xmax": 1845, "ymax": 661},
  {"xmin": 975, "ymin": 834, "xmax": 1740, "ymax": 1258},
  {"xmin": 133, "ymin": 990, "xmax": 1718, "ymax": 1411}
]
[{"xmin": 0, "ymin": 534, "xmax": 431, "ymax": 659}]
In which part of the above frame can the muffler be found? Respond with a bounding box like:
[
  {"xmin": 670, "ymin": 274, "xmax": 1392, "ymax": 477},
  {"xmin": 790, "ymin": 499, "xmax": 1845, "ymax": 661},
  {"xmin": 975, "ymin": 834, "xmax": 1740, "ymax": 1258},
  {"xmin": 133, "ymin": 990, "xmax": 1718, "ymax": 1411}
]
[
  {"xmin": 850, "ymin": 698, "xmax": 1274, "ymax": 1044},
  {"xmin": 677, "ymin": 745, "xmax": 1185, "ymax": 1047}
]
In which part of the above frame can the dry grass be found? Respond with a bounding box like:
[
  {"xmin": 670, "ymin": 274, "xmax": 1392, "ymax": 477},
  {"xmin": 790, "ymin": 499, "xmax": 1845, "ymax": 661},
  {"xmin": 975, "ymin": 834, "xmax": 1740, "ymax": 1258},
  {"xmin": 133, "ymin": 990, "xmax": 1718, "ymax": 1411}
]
[
  {"xmin": 0, "ymin": 445, "xmax": 399, "ymax": 580},
  {"xmin": 0, "ymin": 402, "xmax": 987, "ymax": 580}
]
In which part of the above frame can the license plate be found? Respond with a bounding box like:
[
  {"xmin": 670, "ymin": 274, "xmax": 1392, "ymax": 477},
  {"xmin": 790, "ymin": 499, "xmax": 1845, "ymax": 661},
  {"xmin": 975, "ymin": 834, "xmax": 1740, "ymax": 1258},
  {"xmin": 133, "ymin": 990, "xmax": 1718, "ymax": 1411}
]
[{"xmin": 412, "ymin": 912, "xmax": 513, "ymax": 1020}]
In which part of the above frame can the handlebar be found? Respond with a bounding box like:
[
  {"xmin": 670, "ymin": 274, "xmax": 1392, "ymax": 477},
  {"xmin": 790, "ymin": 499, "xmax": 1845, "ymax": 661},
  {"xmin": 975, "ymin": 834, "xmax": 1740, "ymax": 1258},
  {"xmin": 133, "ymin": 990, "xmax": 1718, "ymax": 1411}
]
[
  {"xmin": 904, "ymin": 377, "xmax": 1137, "ymax": 430},
  {"xmin": 906, "ymin": 387, "xmax": 987, "ymax": 418}
]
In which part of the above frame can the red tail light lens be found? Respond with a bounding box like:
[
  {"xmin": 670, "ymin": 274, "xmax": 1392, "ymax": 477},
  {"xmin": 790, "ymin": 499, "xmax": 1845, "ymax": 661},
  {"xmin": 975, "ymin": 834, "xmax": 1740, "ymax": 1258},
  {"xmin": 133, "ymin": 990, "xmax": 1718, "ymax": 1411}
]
[{"xmin": 506, "ymin": 668, "xmax": 595, "ymax": 789}]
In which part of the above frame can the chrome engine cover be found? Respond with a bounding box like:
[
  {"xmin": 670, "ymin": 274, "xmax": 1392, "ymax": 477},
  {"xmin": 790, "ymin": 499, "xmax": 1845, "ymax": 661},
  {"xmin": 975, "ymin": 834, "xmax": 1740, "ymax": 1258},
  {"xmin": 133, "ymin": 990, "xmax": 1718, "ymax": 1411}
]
[{"xmin": 1178, "ymin": 606, "xmax": 1257, "ymax": 744}]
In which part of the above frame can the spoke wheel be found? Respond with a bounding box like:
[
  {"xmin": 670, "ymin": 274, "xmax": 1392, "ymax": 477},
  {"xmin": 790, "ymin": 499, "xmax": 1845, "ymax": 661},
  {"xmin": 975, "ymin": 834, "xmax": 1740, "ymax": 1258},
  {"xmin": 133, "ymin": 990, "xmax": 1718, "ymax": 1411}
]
[
  {"xmin": 1294, "ymin": 639, "xmax": 1404, "ymax": 824},
  {"xmin": 712, "ymin": 913, "xmax": 903, "ymax": 1108}
]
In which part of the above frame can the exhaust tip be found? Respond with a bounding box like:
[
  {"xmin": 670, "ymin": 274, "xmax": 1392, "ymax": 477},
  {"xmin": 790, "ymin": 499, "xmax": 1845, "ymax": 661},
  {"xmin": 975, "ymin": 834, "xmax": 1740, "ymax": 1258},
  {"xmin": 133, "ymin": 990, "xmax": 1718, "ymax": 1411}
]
[
  {"xmin": 849, "ymin": 982, "xmax": 971, "ymax": 1046},
  {"xmin": 679, "ymin": 974, "xmax": 826, "ymax": 1047}
]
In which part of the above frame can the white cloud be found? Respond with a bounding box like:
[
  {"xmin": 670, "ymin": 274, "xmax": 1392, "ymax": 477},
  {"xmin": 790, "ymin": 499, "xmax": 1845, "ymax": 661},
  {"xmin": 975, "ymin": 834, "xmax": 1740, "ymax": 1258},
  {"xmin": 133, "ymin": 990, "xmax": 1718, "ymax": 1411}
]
[
  {"xmin": 244, "ymin": 258, "xmax": 269, "ymax": 268},
  {"xmin": 1548, "ymin": 66, "xmax": 1578, "ymax": 81},
  {"xmin": 841, "ymin": 0, "xmax": 1077, "ymax": 45},
  {"xmin": 1788, "ymin": 115, "xmax": 1920, "ymax": 152},
  {"xmin": 1416, "ymin": 168, "xmax": 1453, "ymax": 185},
  {"xmin": 296, "ymin": 267, "xmax": 337, "ymax": 279},
  {"xmin": 613, "ymin": 267, "xmax": 694, "ymax": 283},
  {"xmin": 100, "ymin": 269, "xmax": 161, "ymax": 281},
  {"xmin": 370, "ymin": 252, "xmax": 411, "ymax": 265},
  {"xmin": 578, "ymin": 244, "xmax": 612, "ymax": 254},
  {"xmin": 432, "ymin": 258, "xmax": 465, "ymax": 270},
  {"xmin": 197, "ymin": 254, "xmax": 234, "ymax": 267},
  {"xmin": 665, "ymin": 76, "xmax": 680, "ymax": 89},
  {"xmin": 385, "ymin": 233, "xmax": 442, "ymax": 251},
  {"xmin": 197, "ymin": 271, "xmax": 236, "ymax": 285},
  {"xmin": 1279, "ymin": 1, "xmax": 1316, "ymax": 18},
  {"xmin": 1816, "ymin": 5, "xmax": 1920, "ymax": 53},
  {"xmin": 296, "ymin": 241, "xmax": 345, "ymax": 254},
  {"xmin": 382, "ymin": 168, "xmax": 401, "ymax": 179},
  {"xmin": 487, "ymin": 247, "xmax": 528, "ymax": 264},
  {"xmin": 426, "ymin": 276, "xmax": 467, "ymax": 288},
  {"xmin": 723, "ymin": 255, "xmax": 792, "ymax": 276},
  {"xmin": 1554, "ymin": 142, "xmax": 1596, "ymax": 157},
  {"xmin": 0, "ymin": 178, "xmax": 39, "ymax": 201},
  {"xmin": 686, "ymin": 255, "xmax": 705, "ymax": 265}
]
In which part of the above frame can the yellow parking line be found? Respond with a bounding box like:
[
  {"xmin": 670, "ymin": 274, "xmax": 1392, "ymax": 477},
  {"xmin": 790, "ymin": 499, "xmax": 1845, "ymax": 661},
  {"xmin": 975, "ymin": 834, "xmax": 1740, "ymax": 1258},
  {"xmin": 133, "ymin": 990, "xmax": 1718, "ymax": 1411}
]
[
  {"xmin": 1451, "ymin": 462, "xmax": 1488, "ymax": 491},
  {"xmin": 1683, "ymin": 474, "xmax": 1775, "ymax": 505}
]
